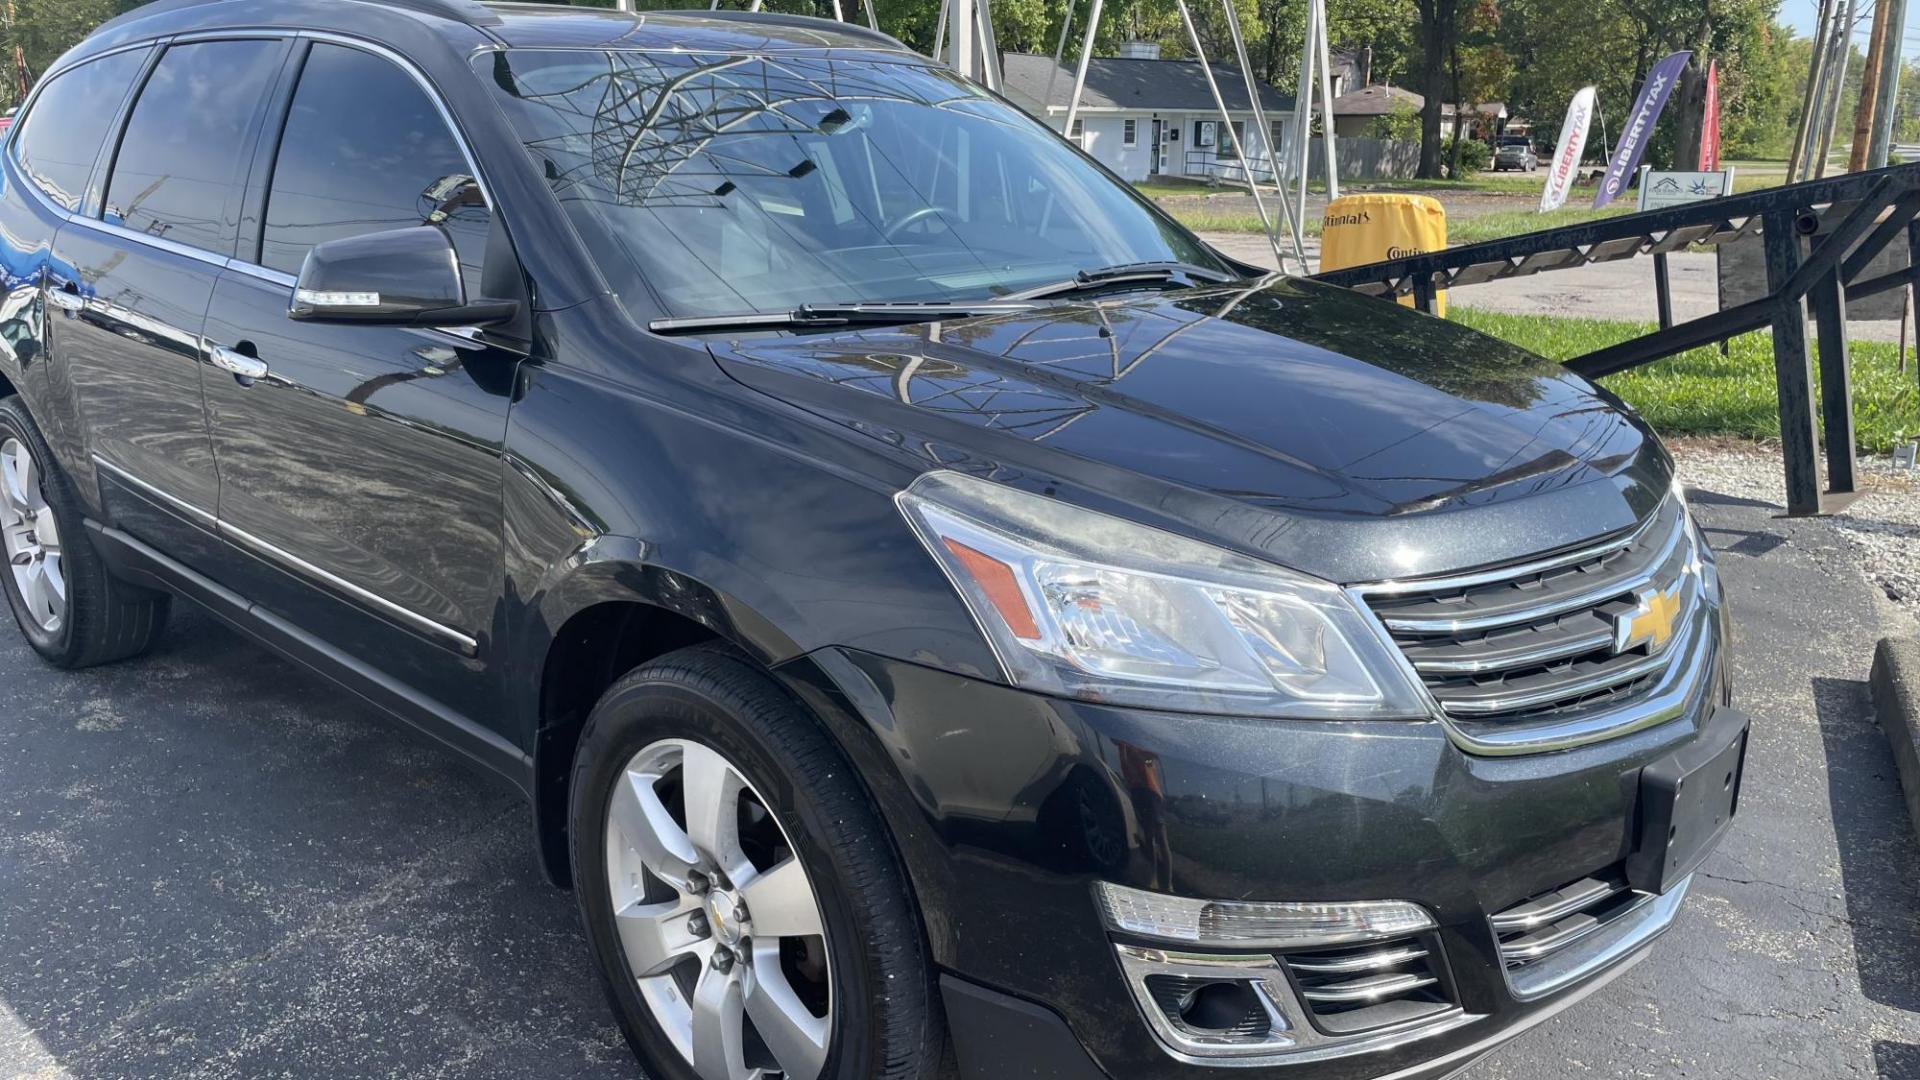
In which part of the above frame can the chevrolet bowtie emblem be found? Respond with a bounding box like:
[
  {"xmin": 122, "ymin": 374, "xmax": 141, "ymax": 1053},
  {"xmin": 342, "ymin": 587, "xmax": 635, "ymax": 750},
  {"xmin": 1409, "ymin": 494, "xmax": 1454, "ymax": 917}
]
[{"xmin": 1614, "ymin": 584, "xmax": 1683, "ymax": 655}]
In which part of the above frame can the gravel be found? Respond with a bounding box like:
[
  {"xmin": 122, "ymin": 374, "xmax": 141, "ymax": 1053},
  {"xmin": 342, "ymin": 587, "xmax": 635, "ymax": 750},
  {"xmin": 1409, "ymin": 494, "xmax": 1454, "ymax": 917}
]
[{"xmin": 1673, "ymin": 440, "xmax": 1920, "ymax": 615}]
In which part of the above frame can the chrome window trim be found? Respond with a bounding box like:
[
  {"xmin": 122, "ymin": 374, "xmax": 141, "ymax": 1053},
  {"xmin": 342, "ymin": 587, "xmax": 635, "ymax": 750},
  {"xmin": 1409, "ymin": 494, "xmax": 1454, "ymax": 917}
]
[
  {"xmin": 223, "ymin": 260, "xmax": 297, "ymax": 287},
  {"xmin": 91, "ymin": 454, "xmax": 216, "ymax": 526},
  {"xmin": 71, "ymin": 214, "xmax": 233, "ymax": 270},
  {"xmin": 34, "ymin": 29, "xmax": 498, "ymax": 284},
  {"xmin": 9, "ymin": 153, "xmax": 79, "ymax": 223},
  {"xmin": 92, "ymin": 454, "xmax": 477, "ymax": 656}
]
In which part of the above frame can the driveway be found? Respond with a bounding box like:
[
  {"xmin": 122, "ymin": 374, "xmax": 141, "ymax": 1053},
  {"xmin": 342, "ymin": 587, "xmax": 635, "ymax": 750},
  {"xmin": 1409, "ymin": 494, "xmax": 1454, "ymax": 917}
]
[{"xmin": 2, "ymin": 461, "xmax": 1918, "ymax": 1079}]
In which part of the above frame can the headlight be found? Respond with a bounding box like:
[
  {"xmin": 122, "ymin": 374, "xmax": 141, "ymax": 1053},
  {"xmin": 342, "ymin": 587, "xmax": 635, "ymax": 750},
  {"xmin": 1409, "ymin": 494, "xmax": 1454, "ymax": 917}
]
[{"xmin": 895, "ymin": 471, "xmax": 1427, "ymax": 719}]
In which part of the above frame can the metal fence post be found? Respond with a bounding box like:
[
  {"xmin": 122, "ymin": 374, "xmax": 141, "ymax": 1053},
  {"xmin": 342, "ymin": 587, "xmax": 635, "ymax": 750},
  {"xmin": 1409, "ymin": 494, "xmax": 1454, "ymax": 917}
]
[
  {"xmin": 1411, "ymin": 274, "xmax": 1435, "ymax": 315},
  {"xmin": 1764, "ymin": 210, "xmax": 1824, "ymax": 516},
  {"xmin": 1809, "ymin": 266, "xmax": 1856, "ymax": 497},
  {"xmin": 1654, "ymin": 252, "xmax": 1674, "ymax": 330}
]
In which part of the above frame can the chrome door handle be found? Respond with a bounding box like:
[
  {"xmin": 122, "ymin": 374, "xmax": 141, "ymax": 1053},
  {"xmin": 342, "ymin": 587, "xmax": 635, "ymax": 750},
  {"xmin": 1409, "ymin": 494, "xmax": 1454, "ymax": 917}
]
[
  {"xmin": 207, "ymin": 343, "xmax": 269, "ymax": 381},
  {"xmin": 46, "ymin": 288, "xmax": 84, "ymax": 313}
]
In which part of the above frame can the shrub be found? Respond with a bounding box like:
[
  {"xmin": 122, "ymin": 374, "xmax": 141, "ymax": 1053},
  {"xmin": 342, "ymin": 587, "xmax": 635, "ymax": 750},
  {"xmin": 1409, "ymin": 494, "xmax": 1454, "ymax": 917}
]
[{"xmin": 1447, "ymin": 136, "xmax": 1491, "ymax": 176}]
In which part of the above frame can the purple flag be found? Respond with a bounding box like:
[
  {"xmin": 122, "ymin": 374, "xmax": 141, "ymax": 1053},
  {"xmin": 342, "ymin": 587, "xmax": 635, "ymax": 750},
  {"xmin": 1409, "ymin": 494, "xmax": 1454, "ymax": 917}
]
[{"xmin": 1593, "ymin": 51, "xmax": 1692, "ymax": 209}]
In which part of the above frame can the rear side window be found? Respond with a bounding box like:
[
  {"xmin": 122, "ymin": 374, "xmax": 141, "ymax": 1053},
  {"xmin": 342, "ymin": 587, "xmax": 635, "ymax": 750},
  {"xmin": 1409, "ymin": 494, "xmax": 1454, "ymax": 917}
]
[
  {"xmin": 104, "ymin": 39, "xmax": 284, "ymax": 256},
  {"xmin": 12, "ymin": 49, "xmax": 148, "ymax": 212},
  {"xmin": 260, "ymin": 44, "xmax": 490, "ymax": 292}
]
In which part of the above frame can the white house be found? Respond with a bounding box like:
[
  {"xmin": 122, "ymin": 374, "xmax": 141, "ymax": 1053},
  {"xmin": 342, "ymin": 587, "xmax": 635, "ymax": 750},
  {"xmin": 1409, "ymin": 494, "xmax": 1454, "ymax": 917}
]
[{"xmin": 1000, "ymin": 45, "xmax": 1296, "ymax": 183}]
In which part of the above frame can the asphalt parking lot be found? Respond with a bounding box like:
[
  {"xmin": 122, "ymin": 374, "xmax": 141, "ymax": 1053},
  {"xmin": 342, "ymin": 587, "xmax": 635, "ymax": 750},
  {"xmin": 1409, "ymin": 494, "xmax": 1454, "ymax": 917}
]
[{"xmin": 3, "ymin": 475, "xmax": 1919, "ymax": 1079}]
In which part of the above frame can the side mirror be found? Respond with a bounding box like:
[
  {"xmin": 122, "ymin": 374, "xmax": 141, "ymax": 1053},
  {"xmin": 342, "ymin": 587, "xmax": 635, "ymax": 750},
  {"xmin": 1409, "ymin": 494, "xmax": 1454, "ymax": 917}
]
[{"xmin": 288, "ymin": 225, "xmax": 517, "ymax": 327}]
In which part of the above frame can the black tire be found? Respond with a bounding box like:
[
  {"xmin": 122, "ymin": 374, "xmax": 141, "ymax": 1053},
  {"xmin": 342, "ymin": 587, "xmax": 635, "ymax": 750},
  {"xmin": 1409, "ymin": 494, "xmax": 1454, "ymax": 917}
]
[
  {"xmin": 570, "ymin": 642, "xmax": 941, "ymax": 1080},
  {"xmin": 0, "ymin": 396, "xmax": 168, "ymax": 668}
]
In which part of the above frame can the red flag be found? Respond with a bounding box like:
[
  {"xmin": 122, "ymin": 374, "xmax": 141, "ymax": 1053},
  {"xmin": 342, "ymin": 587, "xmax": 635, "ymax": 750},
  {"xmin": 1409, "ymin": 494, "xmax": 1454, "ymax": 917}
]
[{"xmin": 1699, "ymin": 59, "xmax": 1721, "ymax": 171}]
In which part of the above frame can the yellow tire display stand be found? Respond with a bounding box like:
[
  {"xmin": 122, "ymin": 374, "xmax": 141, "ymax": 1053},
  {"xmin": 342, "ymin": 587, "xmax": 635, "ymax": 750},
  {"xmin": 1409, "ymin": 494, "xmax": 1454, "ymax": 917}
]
[{"xmin": 1318, "ymin": 194, "xmax": 1448, "ymax": 317}]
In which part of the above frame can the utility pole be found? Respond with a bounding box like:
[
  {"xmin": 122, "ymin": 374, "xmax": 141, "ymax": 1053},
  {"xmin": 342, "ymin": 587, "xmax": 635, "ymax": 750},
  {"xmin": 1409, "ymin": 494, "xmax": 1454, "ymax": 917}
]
[
  {"xmin": 1869, "ymin": 0, "xmax": 1912, "ymax": 165},
  {"xmin": 1790, "ymin": 0, "xmax": 1835, "ymax": 180},
  {"xmin": 1851, "ymin": 0, "xmax": 1891, "ymax": 170},
  {"xmin": 1813, "ymin": 0, "xmax": 1859, "ymax": 178}
]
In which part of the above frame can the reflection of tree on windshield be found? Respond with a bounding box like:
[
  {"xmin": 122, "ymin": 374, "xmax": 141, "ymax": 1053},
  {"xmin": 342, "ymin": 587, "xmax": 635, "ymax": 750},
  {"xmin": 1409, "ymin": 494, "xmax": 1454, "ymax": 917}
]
[{"xmin": 483, "ymin": 49, "xmax": 1224, "ymax": 318}]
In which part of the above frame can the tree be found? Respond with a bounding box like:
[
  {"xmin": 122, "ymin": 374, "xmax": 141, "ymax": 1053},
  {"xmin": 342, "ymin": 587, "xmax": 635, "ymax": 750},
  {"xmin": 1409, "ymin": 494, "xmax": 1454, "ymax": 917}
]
[
  {"xmin": 1372, "ymin": 96, "xmax": 1421, "ymax": 137},
  {"xmin": 1447, "ymin": 0, "xmax": 1507, "ymax": 173},
  {"xmin": 1, "ymin": 0, "xmax": 117, "ymax": 107},
  {"xmin": 1410, "ymin": 0, "xmax": 1465, "ymax": 176}
]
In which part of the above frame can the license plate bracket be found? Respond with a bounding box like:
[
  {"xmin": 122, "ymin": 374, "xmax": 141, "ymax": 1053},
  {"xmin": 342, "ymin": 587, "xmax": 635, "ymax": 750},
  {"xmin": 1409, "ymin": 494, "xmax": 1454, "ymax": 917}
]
[{"xmin": 1626, "ymin": 707, "xmax": 1750, "ymax": 895}]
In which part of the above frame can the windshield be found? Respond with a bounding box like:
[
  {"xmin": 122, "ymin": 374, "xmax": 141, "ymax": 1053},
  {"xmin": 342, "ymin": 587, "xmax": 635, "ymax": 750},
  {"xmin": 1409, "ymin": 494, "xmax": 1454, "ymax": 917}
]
[{"xmin": 481, "ymin": 49, "xmax": 1231, "ymax": 319}]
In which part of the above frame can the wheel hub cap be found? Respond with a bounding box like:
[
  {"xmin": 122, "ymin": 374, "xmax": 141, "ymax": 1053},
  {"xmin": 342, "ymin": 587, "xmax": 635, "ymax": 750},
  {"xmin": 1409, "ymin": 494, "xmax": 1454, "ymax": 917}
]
[
  {"xmin": 704, "ymin": 890, "xmax": 747, "ymax": 948},
  {"xmin": 605, "ymin": 738, "xmax": 833, "ymax": 1080},
  {"xmin": 0, "ymin": 437, "xmax": 64, "ymax": 634}
]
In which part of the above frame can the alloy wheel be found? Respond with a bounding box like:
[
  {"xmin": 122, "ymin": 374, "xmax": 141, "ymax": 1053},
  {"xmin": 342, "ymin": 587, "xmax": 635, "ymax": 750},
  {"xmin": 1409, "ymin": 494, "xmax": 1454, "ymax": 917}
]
[
  {"xmin": 605, "ymin": 738, "xmax": 833, "ymax": 1080},
  {"xmin": 0, "ymin": 437, "xmax": 64, "ymax": 634}
]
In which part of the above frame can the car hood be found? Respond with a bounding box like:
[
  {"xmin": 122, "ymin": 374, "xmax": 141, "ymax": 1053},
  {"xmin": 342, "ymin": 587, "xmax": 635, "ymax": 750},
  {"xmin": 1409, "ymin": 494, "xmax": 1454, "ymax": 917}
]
[{"xmin": 712, "ymin": 277, "xmax": 1671, "ymax": 582}]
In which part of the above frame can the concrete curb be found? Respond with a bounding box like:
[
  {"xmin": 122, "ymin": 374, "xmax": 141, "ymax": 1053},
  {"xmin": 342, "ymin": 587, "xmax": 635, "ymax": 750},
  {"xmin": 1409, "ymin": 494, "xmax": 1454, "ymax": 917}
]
[{"xmin": 1871, "ymin": 637, "xmax": 1920, "ymax": 839}]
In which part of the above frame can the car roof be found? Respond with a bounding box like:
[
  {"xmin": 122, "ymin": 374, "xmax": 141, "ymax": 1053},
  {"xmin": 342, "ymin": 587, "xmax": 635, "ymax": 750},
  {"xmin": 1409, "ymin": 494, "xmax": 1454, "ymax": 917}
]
[{"xmin": 77, "ymin": 0, "xmax": 910, "ymax": 68}]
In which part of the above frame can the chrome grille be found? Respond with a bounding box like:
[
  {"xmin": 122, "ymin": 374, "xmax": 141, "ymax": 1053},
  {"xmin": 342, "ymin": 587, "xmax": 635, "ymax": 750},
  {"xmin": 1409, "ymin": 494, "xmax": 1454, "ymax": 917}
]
[
  {"xmin": 1280, "ymin": 935, "xmax": 1455, "ymax": 1036},
  {"xmin": 1491, "ymin": 870, "xmax": 1651, "ymax": 973},
  {"xmin": 1357, "ymin": 499, "xmax": 1695, "ymax": 723}
]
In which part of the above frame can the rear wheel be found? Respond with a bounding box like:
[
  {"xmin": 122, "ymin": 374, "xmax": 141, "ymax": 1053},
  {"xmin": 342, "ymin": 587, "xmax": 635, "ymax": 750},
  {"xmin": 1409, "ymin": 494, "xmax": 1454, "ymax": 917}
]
[
  {"xmin": 0, "ymin": 397, "xmax": 168, "ymax": 667},
  {"xmin": 570, "ymin": 644, "xmax": 940, "ymax": 1080}
]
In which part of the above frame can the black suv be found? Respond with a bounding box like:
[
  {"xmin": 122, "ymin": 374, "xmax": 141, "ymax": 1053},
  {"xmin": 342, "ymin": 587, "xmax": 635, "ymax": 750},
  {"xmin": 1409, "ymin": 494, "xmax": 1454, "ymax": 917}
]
[{"xmin": 0, "ymin": 2, "xmax": 1744, "ymax": 1078}]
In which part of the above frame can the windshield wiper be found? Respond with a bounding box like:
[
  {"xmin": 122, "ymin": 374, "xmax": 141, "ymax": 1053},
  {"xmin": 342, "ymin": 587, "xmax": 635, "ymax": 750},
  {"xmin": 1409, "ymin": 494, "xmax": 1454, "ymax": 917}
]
[
  {"xmin": 650, "ymin": 301, "xmax": 1037, "ymax": 335},
  {"xmin": 1001, "ymin": 261, "xmax": 1239, "ymax": 301}
]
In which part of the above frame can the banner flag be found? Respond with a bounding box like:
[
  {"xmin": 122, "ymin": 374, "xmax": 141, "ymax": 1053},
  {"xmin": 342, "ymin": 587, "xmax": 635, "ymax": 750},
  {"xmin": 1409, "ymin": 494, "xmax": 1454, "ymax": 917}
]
[
  {"xmin": 1700, "ymin": 59, "xmax": 1721, "ymax": 171},
  {"xmin": 1594, "ymin": 50, "xmax": 1692, "ymax": 209},
  {"xmin": 1541, "ymin": 86, "xmax": 1596, "ymax": 212}
]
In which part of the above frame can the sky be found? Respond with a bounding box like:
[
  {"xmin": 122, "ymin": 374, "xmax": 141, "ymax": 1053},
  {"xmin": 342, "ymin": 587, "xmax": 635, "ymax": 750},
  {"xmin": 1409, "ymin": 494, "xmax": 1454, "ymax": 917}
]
[{"xmin": 1779, "ymin": 0, "xmax": 1920, "ymax": 61}]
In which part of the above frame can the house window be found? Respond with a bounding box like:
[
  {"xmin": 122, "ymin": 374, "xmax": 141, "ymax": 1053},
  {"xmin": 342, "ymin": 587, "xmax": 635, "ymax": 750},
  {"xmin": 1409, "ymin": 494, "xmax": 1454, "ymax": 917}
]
[
  {"xmin": 1070, "ymin": 118, "xmax": 1084, "ymax": 140},
  {"xmin": 1122, "ymin": 119, "xmax": 1137, "ymax": 147}
]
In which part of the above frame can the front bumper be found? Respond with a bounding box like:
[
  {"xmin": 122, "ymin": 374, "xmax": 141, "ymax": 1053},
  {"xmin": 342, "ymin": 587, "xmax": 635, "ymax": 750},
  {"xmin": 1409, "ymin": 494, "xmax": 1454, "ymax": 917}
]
[{"xmin": 778, "ymin": 601, "xmax": 1733, "ymax": 1079}]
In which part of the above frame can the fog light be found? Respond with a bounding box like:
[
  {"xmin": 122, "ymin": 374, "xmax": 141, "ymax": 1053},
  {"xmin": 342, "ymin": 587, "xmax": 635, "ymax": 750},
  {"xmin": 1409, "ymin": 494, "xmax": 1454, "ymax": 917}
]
[{"xmin": 1096, "ymin": 882, "xmax": 1435, "ymax": 949}]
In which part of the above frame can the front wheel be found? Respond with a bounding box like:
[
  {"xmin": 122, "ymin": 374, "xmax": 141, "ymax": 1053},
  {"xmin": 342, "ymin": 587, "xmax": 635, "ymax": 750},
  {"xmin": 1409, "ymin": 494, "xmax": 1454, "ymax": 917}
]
[
  {"xmin": 0, "ymin": 396, "xmax": 168, "ymax": 667},
  {"xmin": 570, "ymin": 644, "xmax": 941, "ymax": 1080}
]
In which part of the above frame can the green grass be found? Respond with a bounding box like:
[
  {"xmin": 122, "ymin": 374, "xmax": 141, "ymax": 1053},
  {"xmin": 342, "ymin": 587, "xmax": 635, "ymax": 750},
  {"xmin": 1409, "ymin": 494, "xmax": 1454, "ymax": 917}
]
[
  {"xmin": 1341, "ymin": 173, "xmax": 1548, "ymax": 195},
  {"xmin": 1133, "ymin": 178, "xmax": 1229, "ymax": 199},
  {"xmin": 1445, "ymin": 204, "xmax": 1635, "ymax": 244},
  {"xmin": 1161, "ymin": 205, "xmax": 1325, "ymax": 237},
  {"xmin": 1162, "ymin": 200, "xmax": 1630, "ymax": 246},
  {"xmin": 1450, "ymin": 308, "xmax": 1920, "ymax": 452}
]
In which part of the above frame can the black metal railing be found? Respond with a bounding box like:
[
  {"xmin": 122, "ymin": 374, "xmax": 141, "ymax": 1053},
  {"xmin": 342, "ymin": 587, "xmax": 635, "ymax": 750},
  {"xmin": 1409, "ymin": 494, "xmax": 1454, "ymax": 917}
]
[{"xmin": 1310, "ymin": 162, "xmax": 1920, "ymax": 516}]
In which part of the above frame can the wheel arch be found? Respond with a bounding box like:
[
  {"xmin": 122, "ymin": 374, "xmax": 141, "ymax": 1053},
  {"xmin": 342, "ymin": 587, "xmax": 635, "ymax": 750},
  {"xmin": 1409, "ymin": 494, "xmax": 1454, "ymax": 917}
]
[{"xmin": 524, "ymin": 544, "xmax": 809, "ymax": 888}]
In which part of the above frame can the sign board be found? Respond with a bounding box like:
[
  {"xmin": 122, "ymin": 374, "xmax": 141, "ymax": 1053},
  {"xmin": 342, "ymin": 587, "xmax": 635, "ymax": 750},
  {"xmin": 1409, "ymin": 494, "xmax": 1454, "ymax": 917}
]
[{"xmin": 1638, "ymin": 168, "xmax": 1736, "ymax": 211}]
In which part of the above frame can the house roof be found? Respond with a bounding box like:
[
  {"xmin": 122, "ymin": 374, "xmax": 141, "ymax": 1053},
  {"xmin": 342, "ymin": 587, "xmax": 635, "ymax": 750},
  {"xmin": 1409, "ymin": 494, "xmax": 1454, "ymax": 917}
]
[
  {"xmin": 1330, "ymin": 84, "xmax": 1509, "ymax": 120},
  {"xmin": 1330, "ymin": 84, "xmax": 1431, "ymax": 116},
  {"xmin": 1000, "ymin": 52, "xmax": 1294, "ymax": 115}
]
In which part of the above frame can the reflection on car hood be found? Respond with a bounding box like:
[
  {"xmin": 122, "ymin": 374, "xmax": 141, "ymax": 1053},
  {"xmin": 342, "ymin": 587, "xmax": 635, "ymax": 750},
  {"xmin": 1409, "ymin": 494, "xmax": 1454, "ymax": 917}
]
[{"xmin": 713, "ymin": 276, "xmax": 1671, "ymax": 581}]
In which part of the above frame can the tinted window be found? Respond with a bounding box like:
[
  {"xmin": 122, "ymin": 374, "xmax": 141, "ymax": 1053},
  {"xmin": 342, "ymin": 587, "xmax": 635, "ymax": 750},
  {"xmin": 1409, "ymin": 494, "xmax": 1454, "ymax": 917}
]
[
  {"xmin": 485, "ymin": 51, "xmax": 1223, "ymax": 319},
  {"xmin": 262, "ymin": 44, "xmax": 488, "ymax": 291},
  {"xmin": 13, "ymin": 49, "xmax": 148, "ymax": 212},
  {"xmin": 105, "ymin": 40, "xmax": 284, "ymax": 255}
]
